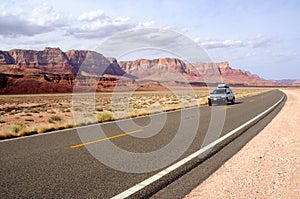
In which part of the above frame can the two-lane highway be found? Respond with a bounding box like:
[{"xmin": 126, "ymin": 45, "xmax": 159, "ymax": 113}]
[{"xmin": 0, "ymin": 90, "xmax": 285, "ymax": 198}]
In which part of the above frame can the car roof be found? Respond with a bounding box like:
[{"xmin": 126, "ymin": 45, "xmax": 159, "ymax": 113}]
[
  {"xmin": 218, "ymin": 84, "xmax": 229, "ymax": 88},
  {"xmin": 215, "ymin": 88, "xmax": 226, "ymax": 90}
]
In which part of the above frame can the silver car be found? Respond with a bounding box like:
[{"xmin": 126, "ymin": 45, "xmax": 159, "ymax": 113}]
[{"xmin": 208, "ymin": 84, "xmax": 235, "ymax": 106}]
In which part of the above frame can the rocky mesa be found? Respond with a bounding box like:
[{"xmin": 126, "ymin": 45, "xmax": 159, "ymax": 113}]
[
  {"xmin": 0, "ymin": 47, "xmax": 127, "ymax": 76},
  {"xmin": 119, "ymin": 59, "xmax": 269, "ymax": 85},
  {"xmin": 0, "ymin": 47, "xmax": 135, "ymax": 94},
  {"xmin": 0, "ymin": 47, "xmax": 298, "ymax": 94}
]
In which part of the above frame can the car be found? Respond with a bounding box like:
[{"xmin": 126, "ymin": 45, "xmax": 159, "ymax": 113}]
[{"xmin": 208, "ymin": 84, "xmax": 235, "ymax": 106}]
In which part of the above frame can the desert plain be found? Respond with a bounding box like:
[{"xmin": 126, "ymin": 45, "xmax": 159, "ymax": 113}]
[{"xmin": 0, "ymin": 87, "xmax": 271, "ymax": 139}]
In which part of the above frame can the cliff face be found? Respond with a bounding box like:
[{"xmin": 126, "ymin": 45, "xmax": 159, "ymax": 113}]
[
  {"xmin": 65, "ymin": 50, "xmax": 118, "ymax": 75},
  {"xmin": 0, "ymin": 51, "xmax": 15, "ymax": 64},
  {"xmin": 1, "ymin": 47, "xmax": 296, "ymax": 94},
  {"xmin": 0, "ymin": 48, "xmax": 132, "ymax": 94},
  {"xmin": 65, "ymin": 50, "xmax": 88, "ymax": 71},
  {"xmin": 119, "ymin": 58, "xmax": 198, "ymax": 78},
  {"xmin": 189, "ymin": 61, "xmax": 264, "ymax": 84},
  {"xmin": 0, "ymin": 73, "xmax": 136, "ymax": 94},
  {"xmin": 7, "ymin": 48, "xmax": 73, "ymax": 73},
  {"xmin": 0, "ymin": 47, "xmax": 127, "ymax": 76},
  {"xmin": 0, "ymin": 48, "xmax": 268, "ymax": 86},
  {"xmin": 119, "ymin": 59, "xmax": 267, "ymax": 85}
]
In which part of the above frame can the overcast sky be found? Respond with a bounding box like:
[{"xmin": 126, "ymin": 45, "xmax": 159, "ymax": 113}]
[{"xmin": 0, "ymin": 0, "xmax": 299, "ymax": 79}]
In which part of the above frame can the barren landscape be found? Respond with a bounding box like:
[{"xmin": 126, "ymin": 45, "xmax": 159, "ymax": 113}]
[
  {"xmin": 0, "ymin": 88, "xmax": 271, "ymax": 139},
  {"xmin": 1, "ymin": 48, "xmax": 298, "ymax": 95},
  {"xmin": 186, "ymin": 89, "xmax": 300, "ymax": 198},
  {"xmin": 0, "ymin": 47, "xmax": 295, "ymax": 140},
  {"xmin": 1, "ymin": 1, "xmax": 299, "ymax": 198}
]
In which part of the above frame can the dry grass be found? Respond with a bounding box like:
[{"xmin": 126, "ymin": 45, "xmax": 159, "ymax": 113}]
[
  {"xmin": 0, "ymin": 88, "xmax": 272, "ymax": 139},
  {"xmin": 1, "ymin": 124, "xmax": 37, "ymax": 138},
  {"xmin": 48, "ymin": 115, "xmax": 63, "ymax": 123},
  {"xmin": 96, "ymin": 112, "xmax": 113, "ymax": 122}
]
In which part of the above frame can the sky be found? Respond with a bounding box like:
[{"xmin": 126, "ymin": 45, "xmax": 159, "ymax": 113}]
[{"xmin": 0, "ymin": 0, "xmax": 299, "ymax": 80}]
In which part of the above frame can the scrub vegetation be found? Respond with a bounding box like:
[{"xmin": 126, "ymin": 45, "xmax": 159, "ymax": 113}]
[{"xmin": 0, "ymin": 88, "xmax": 271, "ymax": 139}]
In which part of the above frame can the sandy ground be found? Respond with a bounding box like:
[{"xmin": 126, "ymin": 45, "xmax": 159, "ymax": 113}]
[
  {"xmin": 0, "ymin": 89, "xmax": 269, "ymax": 138},
  {"xmin": 186, "ymin": 89, "xmax": 300, "ymax": 198}
]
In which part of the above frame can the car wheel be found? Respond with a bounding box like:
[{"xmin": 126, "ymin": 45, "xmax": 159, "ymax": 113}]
[
  {"xmin": 231, "ymin": 97, "xmax": 235, "ymax": 104},
  {"xmin": 225, "ymin": 98, "xmax": 229, "ymax": 105},
  {"xmin": 208, "ymin": 99, "xmax": 212, "ymax": 106}
]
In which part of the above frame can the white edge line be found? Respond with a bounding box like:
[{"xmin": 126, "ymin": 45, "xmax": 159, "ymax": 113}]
[
  {"xmin": 0, "ymin": 106, "xmax": 187, "ymax": 143},
  {"xmin": 0, "ymin": 99, "xmax": 200, "ymax": 143},
  {"xmin": 111, "ymin": 94, "xmax": 285, "ymax": 199}
]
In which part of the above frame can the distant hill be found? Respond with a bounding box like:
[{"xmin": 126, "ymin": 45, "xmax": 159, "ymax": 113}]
[
  {"xmin": 119, "ymin": 59, "xmax": 274, "ymax": 86},
  {"xmin": 274, "ymin": 79, "xmax": 300, "ymax": 84},
  {"xmin": 0, "ymin": 47, "xmax": 299, "ymax": 94}
]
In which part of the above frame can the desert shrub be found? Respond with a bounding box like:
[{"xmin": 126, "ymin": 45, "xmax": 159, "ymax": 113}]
[
  {"xmin": 96, "ymin": 112, "xmax": 113, "ymax": 122},
  {"xmin": 135, "ymin": 110, "xmax": 149, "ymax": 117},
  {"xmin": 9, "ymin": 109, "xmax": 17, "ymax": 115},
  {"xmin": 73, "ymin": 107, "xmax": 82, "ymax": 111},
  {"xmin": 31, "ymin": 108, "xmax": 40, "ymax": 113},
  {"xmin": 0, "ymin": 120, "xmax": 5, "ymax": 123},
  {"xmin": 95, "ymin": 105, "xmax": 103, "ymax": 112},
  {"xmin": 0, "ymin": 125, "xmax": 38, "ymax": 139},
  {"xmin": 0, "ymin": 111, "xmax": 5, "ymax": 115},
  {"xmin": 60, "ymin": 108, "xmax": 71, "ymax": 113},
  {"xmin": 3, "ymin": 123, "xmax": 24, "ymax": 134},
  {"xmin": 48, "ymin": 110, "xmax": 56, "ymax": 114},
  {"xmin": 25, "ymin": 118, "xmax": 34, "ymax": 122},
  {"xmin": 48, "ymin": 115, "xmax": 63, "ymax": 123},
  {"xmin": 38, "ymin": 126, "xmax": 56, "ymax": 133},
  {"xmin": 105, "ymin": 107, "xmax": 112, "ymax": 111}
]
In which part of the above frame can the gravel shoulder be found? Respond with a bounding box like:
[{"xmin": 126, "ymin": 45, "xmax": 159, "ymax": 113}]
[{"xmin": 186, "ymin": 89, "xmax": 300, "ymax": 198}]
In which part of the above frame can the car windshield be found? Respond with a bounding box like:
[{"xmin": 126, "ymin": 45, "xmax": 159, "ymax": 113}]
[{"xmin": 212, "ymin": 89, "xmax": 226, "ymax": 94}]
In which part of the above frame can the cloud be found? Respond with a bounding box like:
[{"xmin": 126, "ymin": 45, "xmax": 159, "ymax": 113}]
[
  {"xmin": 0, "ymin": 5, "xmax": 144, "ymax": 41},
  {"xmin": 196, "ymin": 39, "xmax": 246, "ymax": 49},
  {"xmin": 248, "ymin": 34, "xmax": 273, "ymax": 48},
  {"xmin": 29, "ymin": 3, "xmax": 63, "ymax": 26},
  {"xmin": 0, "ymin": 3, "xmax": 157, "ymax": 50},
  {"xmin": 69, "ymin": 10, "xmax": 155, "ymax": 39},
  {"xmin": 196, "ymin": 35, "xmax": 273, "ymax": 50},
  {"xmin": 0, "ymin": 3, "xmax": 64, "ymax": 37},
  {"xmin": 97, "ymin": 28, "xmax": 211, "ymax": 63},
  {"xmin": 138, "ymin": 20, "xmax": 155, "ymax": 28},
  {"xmin": 0, "ymin": 16, "xmax": 51, "ymax": 37},
  {"xmin": 77, "ymin": 9, "xmax": 107, "ymax": 22}
]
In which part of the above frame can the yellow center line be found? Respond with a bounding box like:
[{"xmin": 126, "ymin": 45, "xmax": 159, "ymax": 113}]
[
  {"xmin": 249, "ymin": 99, "xmax": 255, "ymax": 102},
  {"xmin": 219, "ymin": 106, "xmax": 233, "ymax": 111},
  {"xmin": 69, "ymin": 129, "xmax": 144, "ymax": 149}
]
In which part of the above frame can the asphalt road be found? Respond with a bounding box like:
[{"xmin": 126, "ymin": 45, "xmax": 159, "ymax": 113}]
[{"xmin": 0, "ymin": 90, "xmax": 285, "ymax": 198}]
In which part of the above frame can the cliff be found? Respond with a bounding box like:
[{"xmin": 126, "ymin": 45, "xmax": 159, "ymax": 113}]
[
  {"xmin": 119, "ymin": 59, "xmax": 268, "ymax": 85},
  {"xmin": 119, "ymin": 58, "xmax": 198, "ymax": 78},
  {"xmin": 0, "ymin": 48, "xmax": 133, "ymax": 94},
  {"xmin": 0, "ymin": 47, "xmax": 297, "ymax": 94},
  {"xmin": 0, "ymin": 47, "xmax": 128, "ymax": 76}
]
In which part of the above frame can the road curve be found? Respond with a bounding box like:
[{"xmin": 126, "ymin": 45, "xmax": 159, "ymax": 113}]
[{"xmin": 0, "ymin": 90, "xmax": 285, "ymax": 198}]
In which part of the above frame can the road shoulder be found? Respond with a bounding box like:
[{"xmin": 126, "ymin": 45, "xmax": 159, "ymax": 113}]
[{"xmin": 186, "ymin": 89, "xmax": 300, "ymax": 198}]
